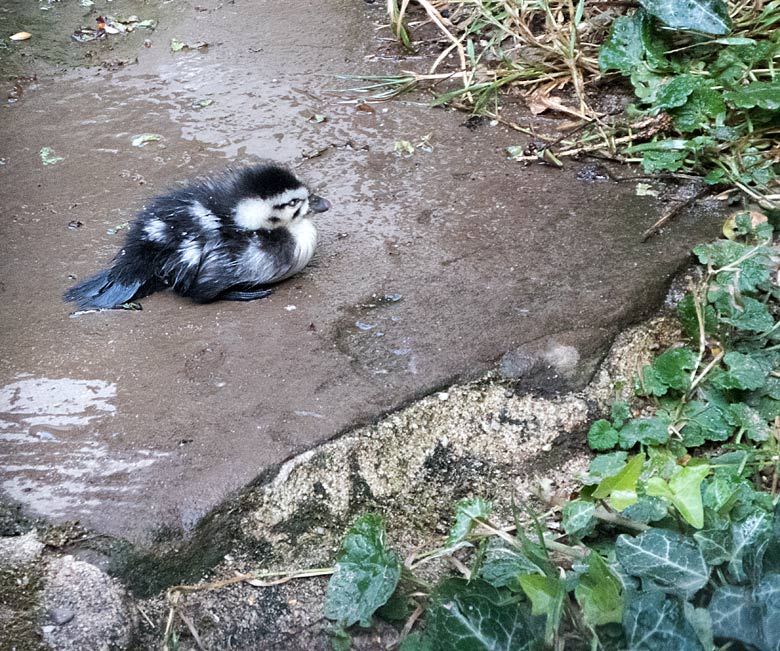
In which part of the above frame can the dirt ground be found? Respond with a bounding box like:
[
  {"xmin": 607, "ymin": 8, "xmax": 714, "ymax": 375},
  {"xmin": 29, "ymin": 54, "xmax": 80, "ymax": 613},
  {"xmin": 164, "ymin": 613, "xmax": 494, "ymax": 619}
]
[{"xmin": 0, "ymin": 0, "xmax": 724, "ymax": 543}]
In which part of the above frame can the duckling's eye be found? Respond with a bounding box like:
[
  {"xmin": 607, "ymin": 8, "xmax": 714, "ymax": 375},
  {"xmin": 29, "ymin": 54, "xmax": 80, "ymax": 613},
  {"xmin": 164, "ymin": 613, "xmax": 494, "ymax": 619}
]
[{"xmin": 287, "ymin": 199, "xmax": 301, "ymax": 207}]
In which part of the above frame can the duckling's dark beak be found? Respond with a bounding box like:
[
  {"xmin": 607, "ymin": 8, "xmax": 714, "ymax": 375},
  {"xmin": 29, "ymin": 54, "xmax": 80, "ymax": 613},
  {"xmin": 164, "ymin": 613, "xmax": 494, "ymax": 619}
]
[{"xmin": 309, "ymin": 195, "xmax": 331, "ymax": 213}]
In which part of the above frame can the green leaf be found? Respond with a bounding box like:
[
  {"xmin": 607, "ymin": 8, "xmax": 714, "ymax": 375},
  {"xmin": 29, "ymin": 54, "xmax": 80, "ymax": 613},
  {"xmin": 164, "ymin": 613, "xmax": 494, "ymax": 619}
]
[
  {"xmin": 729, "ymin": 403, "xmax": 771, "ymax": 441},
  {"xmin": 427, "ymin": 579, "xmax": 543, "ymax": 651},
  {"xmin": 712, "ymin": 294, "xmax": 775, "ymax": 333},
  {"xmin": 447, "ymin": 498, "xmax": 492, "ymax": 547},
  {"xmin": 709, "ymin": 585, "xmax": 764, "ymax": 649},
  {"xmin": 618, "ymin": 416, "xmax": 671, "ymax": 448},
  {"xmin": 729, "ymin": 512, "xmax": 772, "ymax": 583},
  {"xmin": 679, "ymin": 400, "xmax": 733, "ymax": 446},
  {"xmin": 654, "ymin": 347, "xmax": 699, "ymax": 392},
  {"xmin": 479, "ymin": 540, "xmax": 543, "ymax": 591},
  {"xmin": 324, "ymin": 514, "xmax": 402, "ymax": 627},
  {"xmin": 583, "ymin": 451, "xmax": 628, "ymax": 485},
  {"xmin": 622, "ymin": 496, "xmax": 669, "ymax": 524},
  {"xmin": 755, "ymin": 573, "xmax": 780, "ymax": 651},
  {"xmin": 694, "ymin": 526, "xmax": 732, "ymax": 565},
  {"xmin": 593, "ymin": 453, "xmax": 645, "ymax": 511},
  {"xmin": 517, "ymin": 574, "xmax": 566, "ymax": 644},
  {"xmin": 656, "ymin": 74, "xmax": 699, "ymax": 109},
  {"xmin": 399, "ymin": 632, "xmax": 435, "ymax": 651},
  {"xmin": 683, "ymin": 603, "xmax": 714, "ymax": 651},
  {"xmin": 713, "ymin": 352, "xmax": 770, "ymax": 391},
  {"xmin": 677, "ymin": 294, "xmax": 718, "ymax": 340},
  {"xmin": 671, "ymin": 86, "xmax": 726, "ymax": 132},
  {"xmin": 640, "ymin": 147, "xmax": 689, "ymax": 173},
  {"xmin": 588, "ymin": 419, "xmax": 619, "ymax": 451},
  {"xmin": 623, "ymin": 590, "xmax": 706, "ymax": 651},
  {"xmin": 330, "ymin": 627, "xmax": 352, "ymax": 651},
  {"xmin": 616, "ymin": 529, "xmax": 709, "ymax": 598},
  {"xmin": 724, "ymin": 81, "xmax": 780, "ymax": 110},
  {"xmin": 611, "ymin": 401, "xmax": 631, "ymax": 429},
  {"xmin": 646, "ymin": 464, "xmax": 710, "ymax": 528},
  {"xmin": 599, "ymin": 10, "xmax": 667, "ymax": 73},
  {"xmin": 574, "ymin": 552, "xmax": 624, "ymax": 627},
  {"xmin": 562, "ymin": 500, "xmax": 596, "ymax": 538},
  {"xmin": 638, "ymin": 0, "xmax": 731, "ymax": 35}
]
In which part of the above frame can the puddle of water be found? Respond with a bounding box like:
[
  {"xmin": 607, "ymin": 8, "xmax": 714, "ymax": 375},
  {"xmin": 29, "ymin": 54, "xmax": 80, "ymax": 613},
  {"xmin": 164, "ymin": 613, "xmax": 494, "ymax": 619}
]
[
  {"xmin": 0, "ymin": 376, "xmax": 167, "ymax": 520},
  {"xmin": 336, "ymin": 292, "xmax": 419, "ymax": 376}
]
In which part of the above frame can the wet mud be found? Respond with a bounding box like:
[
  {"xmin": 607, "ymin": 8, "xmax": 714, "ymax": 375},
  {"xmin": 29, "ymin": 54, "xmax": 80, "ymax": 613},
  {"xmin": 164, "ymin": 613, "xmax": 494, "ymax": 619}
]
[{"xmin": 0, "ymin": 0, "xmax": 724, "ymax": 541}]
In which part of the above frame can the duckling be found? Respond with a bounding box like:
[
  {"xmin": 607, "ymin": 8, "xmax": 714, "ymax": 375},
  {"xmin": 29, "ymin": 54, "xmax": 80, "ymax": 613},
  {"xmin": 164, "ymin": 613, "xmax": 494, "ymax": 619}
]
[{"xmin": 64, "ymin": 164, "xmax": 330, "ymax": 309}]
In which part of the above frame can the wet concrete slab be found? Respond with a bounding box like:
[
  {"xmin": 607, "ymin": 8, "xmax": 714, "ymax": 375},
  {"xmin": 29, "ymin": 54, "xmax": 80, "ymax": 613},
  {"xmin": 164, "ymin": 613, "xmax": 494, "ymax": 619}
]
[{"xmin": 1, "ymin": 0, "xmax": 724, "ymax": 541}]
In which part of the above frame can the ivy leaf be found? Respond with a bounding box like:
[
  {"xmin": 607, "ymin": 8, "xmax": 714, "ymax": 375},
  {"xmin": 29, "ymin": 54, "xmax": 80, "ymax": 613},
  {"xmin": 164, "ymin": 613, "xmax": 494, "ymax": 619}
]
[
  {"xmin": 683, "ymin": 603, "xmax": 714, "ymax": 651},
  {"xmin": 638, "ymin": 0, "xmax": 731, "ymax": 35},
  {"xmin": 618, "ymin": 416, "xmax": 671, "ymax": 448},
  {"xmin": 616, "ymin": 529, "xmax": 710, "ymax": 598},
  {"xmin": 517, "ymin": 574, "xmax": 566, "ymax": 645},
  {"xmin": 755, "ymin": 573, "xmax": 780, "ymax": 651},
  {"xmin": 562, "ymin": 500, "xmax": 596, "ymax": 538},
  {"xmin": 694, "ymin": 526, "xmax": 732, "ymax": 565},
  {"xmin": 574, "ymin": 552, "xmax": 624, "ymax": 627},
  {"xmin": 622, "ymin": 496, "xmax": 669, "ymax": 524},
  {"xmin": 583, "ymin": 451, "xmax": 628, "ymax": 485},
  {"xmin": 324, "ymin": 514, "xmax": 402, "ymax": 627},
  {"xmin": 709, "ymin": 585, "xmax": 764, "ymax": 650},
  {"xmin": 447, "ymin": 498, "xmax": 492, "ymax": 547},
  {"xmin": 729, "ymin": 512, "xmax": 772, "ymax": 583},
  {"xmin": 646, "ymin": 464, "xmax": 710, "ymax": 528},
  {"xmin": 427, "ymin": 579, "xmax": 543, "ymax": 651},
  {"xmin": 588, "ymin": 419, "xmax": 619, "ymax": 451},
  {"xmin": 599, "ymin": 10, "xmax": 668, "ymax": 73},
  {"xmin": 623, "ymin": 590, "xmax": 706, "ymax": 651},
  {"xmin": 479, "ymin": 540, "xmax": 544, "ymax": 591},
  {"xmin": 593, "ymin": 453, "xmax": 645, "ymax": 511},
  {"xmin": 724, "ymin": 81, "xmax": 780, "ymax": 110}
]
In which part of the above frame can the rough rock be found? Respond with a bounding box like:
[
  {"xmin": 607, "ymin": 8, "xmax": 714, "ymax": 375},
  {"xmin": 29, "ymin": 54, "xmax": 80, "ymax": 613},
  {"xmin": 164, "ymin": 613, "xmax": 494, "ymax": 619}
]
[
  {"xmin": 0, "ymin": 531, "xmax": 44, "ymax": 569},
  {"xmin": 41, "ymin": 555, "xmax": 135, "ymax": 651}
]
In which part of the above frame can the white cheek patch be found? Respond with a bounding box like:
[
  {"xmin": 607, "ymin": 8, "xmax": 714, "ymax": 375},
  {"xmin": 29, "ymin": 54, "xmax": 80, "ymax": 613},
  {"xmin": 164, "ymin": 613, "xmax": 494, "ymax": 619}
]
[
  {"xmin": 190, "ymin": 201, "xmax": 221, "ymax": 231},
  {"xmin": 234, "ymin": 198, "xmax": 272, "ymax": 230},
  {"xmin": 179, "ymin": 239, "xmax": 202, "ymax": 267},
  {"xmin": 269, "ymin": 187, "xmax": 309, "ymax": 206},
  {"xmin": 143, "ymin": 219, "xmax": 168, "ymax": 242}
]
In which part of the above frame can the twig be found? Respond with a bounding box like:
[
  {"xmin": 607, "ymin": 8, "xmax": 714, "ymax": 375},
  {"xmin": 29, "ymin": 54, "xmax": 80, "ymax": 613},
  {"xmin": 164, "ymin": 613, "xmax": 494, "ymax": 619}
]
[
  {"xmin": 178, "ymin": 611, "xmax": 207, "ymax": 651},
  {"xmin": 641, "ymin": 185, "xmax": 715, "ymax": 242}
]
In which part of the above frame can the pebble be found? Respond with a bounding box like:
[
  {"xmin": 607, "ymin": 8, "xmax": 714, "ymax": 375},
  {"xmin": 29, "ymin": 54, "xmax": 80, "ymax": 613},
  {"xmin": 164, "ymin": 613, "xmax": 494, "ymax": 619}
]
[{"xmin": 50, "ymin": 607, "xmax": 75, "ymax": 626}]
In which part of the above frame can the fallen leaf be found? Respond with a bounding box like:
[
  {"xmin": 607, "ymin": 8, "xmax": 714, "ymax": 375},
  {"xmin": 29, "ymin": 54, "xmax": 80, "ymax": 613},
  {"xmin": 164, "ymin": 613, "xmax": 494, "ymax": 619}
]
[
  {"xmin": 636, "ymin": 182, "xmax": 659, "ymax": 197},
  {"xmin": 40, "ymin": 147, "xmax": 64, "ymax": 165},
  {"xmin": 132, "ymin": 133, "xmax": 162, "ymax": 147}
]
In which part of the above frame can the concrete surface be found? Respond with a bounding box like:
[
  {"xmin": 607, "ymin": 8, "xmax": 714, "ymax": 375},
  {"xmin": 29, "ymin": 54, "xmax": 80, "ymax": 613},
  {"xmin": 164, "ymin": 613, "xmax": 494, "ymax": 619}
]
[{"xmin": 0, "ymin": 0, "xmax": 724, "ymax": 541}]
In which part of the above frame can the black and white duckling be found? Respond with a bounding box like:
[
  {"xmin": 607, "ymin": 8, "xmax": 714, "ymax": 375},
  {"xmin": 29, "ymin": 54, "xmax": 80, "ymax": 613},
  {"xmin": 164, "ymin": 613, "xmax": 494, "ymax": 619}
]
[{"xmin": 64, "ymin": 164, "xmax": 331, "ymax": 309}]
